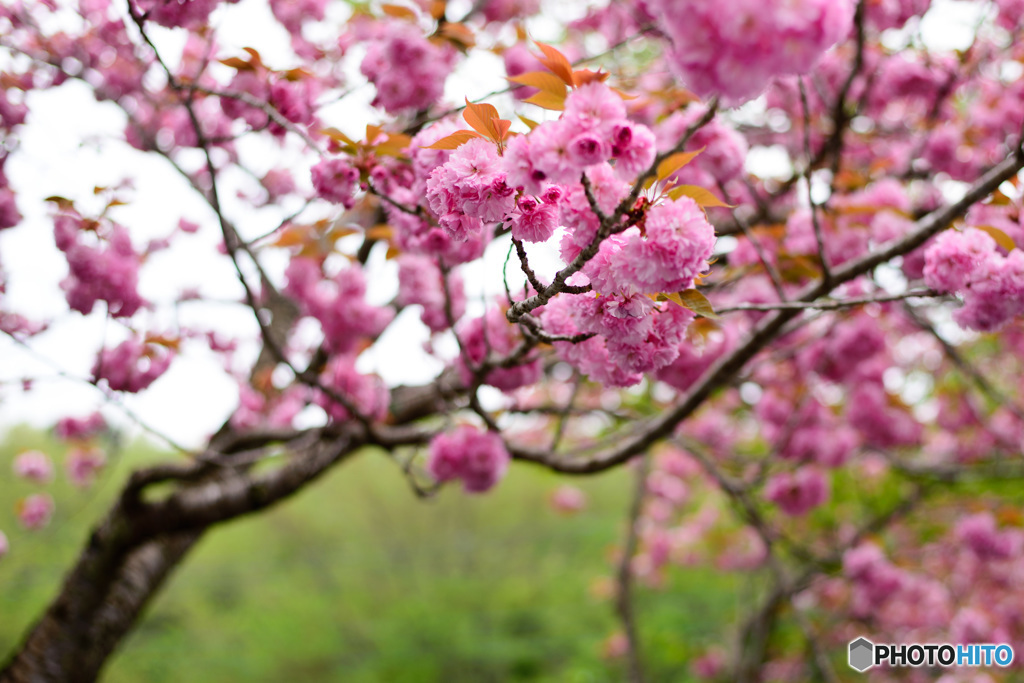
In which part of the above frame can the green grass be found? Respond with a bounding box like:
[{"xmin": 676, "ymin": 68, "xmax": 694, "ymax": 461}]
[{"xmin": 0, "ymin": 426, "xmax": 741, "ymax": 682}]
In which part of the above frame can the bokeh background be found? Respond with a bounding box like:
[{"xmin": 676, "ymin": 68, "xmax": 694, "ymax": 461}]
[{"xmin": 0, "ymin": 426, "xmax": 744, "ymax": 682}]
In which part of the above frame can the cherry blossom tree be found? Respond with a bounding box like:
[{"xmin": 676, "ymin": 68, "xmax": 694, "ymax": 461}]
[{"xmin": 3, "ymin": 0, "xmax": 1024, "ymax": 680}]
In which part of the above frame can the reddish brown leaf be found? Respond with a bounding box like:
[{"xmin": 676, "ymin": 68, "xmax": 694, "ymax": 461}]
[
  {"xmin": 218, "ymin": 57, "xmax": 253, "ymax": 71},
  {"xmin": 534, "ymin": 42, "xmax": 574, "ymax": 87},
  {"xmin": 667, "ymin": 185, "xmax": 733, "ymax": 209},
  {"xmin": 656, "ymin": 148, "xmax": 705, "ymax": 182},
  {"xmin": 571, "ymin": 69, "xmax": 609, "ymax": 87},
  {"xmin": 381, "ymin": 3, "xmax": 418, "ymax": 19},
  {"xmin": 439, "ymin": 22, "xmax": 475, "ymax": 50},
  {"xmin": 523, "ymin": 90, "xmax": 566, "ymax": 111},
  {"xmin": 508, "ymin": 71, "xmax": 567, "ymax": 97},
  {"xmin": 463, "ymin": 99, "xmax": 502, "ymax": 140},
  {"xmin": 423, "ymin": 130, "xmax": 483, "ymax": 149}
]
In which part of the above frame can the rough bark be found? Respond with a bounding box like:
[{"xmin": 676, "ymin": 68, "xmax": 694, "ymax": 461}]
[{"xmin": 2, "ymin": 533, "xmax": 201, "ymax": 683}]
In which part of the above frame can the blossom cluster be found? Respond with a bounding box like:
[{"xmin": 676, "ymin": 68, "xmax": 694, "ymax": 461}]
[
  {"xmin": 53, "ymin": 214, "xmax": 145, "ymax": 319},
  {"xmin": 54, "ymin": 412, "xmax": 106, "ymax": 440},
  {"xmin": 133, "ymin": 0, "xmax": 233, "ymax": 29},
  {"xmin": 646, "ymin": 0, "xmax": 855, "ymax": 102},
  {"xmin": 423, "ymin": 83, "xmax": 658, "ymax": 247},
  {"xmin": 455, "ymin": 305, "xmax": 542, "ymax": 391},
  {"xmin": 315, "ymin": 356, "xmax": 390, "ymax": 423},
  {"xmin": 92, "ymin": 338, "xmax": 174, "ymax": 393},
  {"xmin": 220, "ymin": 67, "xmax": 319, "ymax": 137},
  {"xmin": 413, "ymin": 83, "xmax": 717, "ymax": 388},
  {"xmin": 284, "ymin": 257, "xmax": 394, "ymax": 354},
  {"xmin": 231, "ymin": 383, "xmax": 307, "ymax": 431},
  {"xmin": 828, "ymin": 510, "xmax": 1024, "ymax": 649},
  {"xmin": 426, "ymin": 425, "xmax": 510, "ymax": 493},
  {"xmin": 13, "ymin": 450, "xmax": 54, "ymax": 483},
  {"xmin": 395, "ymin": 254, "xmax": 466, "ymax": 333},
  {"xmin": 924, "ymin": 227, "xmax": 1024, "ymax": 331},
  {"xmin": 540, "ymin": 291, "xmax": 696, "ymax": 387},
  {"xmin": 359, "ymin": 21, "xmax": 457, "ymax": 114},
  {"xmin": 426, "ymin": 138, "xmax": 517, "ymax": 241}
]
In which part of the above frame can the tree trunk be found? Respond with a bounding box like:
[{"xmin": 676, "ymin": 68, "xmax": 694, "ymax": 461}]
[
  {"xmin": 0, "ymin": 423, "xmax": 369, "ymax": 682},
  {"xmin": 2, "ymin": 531, "xmax": 201, "ymax": 683}
]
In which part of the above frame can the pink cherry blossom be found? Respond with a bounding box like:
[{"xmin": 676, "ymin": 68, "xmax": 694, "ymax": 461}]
[
  {"xmin": 764, "ymin": 467, "xmax": 829, "ymax": 516},
  {"xmin": 66, "ymin": 447, "xmax": 106, "ymax": 488},
  {"xmin": 54, "ymin": 412, "xmax": 107, "ymax": 440},
  {"xmin": 360, "ymin": 21, "xmax": 456, "ymax": 113},
  {"xmin": 92, "ymin": 338, "xmax": 174, "ymax": 393},
  {"xmin": 17, "ymin": 493, "xmax": 55, "ymax": 530},
  {"xmin": 427, "ymin": 425, "xmax": 510, "ymax": 493},
  {"xmin": 12, "ymin": 450, "xmax": 54, "ymax": 483}
]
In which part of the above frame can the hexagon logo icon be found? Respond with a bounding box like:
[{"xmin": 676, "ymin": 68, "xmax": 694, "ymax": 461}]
[{"xmin": 849, "ymin": 637, "xmax": 874, "ymax": 672}]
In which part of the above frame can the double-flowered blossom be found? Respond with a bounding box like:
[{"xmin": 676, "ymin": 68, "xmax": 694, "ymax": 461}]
[
  {"xmin": 558, "ymin": 163, "xmax": 631, "ymax": 262},
  {"xmin": 847, "ymin": 382, "xmax": 922, "ymax": 448},
  {"xmin": 647, "ymin": 0, "xmax": 854, "ymax": 102},
  {"xmin": 92, "ymin": 338, "xmax": 174, "ymax": 393},
  {"xmin": 395, "ymin": 254, "xmax": 466, "ymax": 332},
  {"xmin": 507, "ymin": 190, "xmax": 560, "ymax": 243},
  {"xmin": 230, "ymin": 383, "xmax": 307, "ymax": 431},
  {"xmin": 481, "ymin": 0, "xmax": 540, "ymax": 23},
  {"xmin": 864, "ymin": 0, "xmax": 931, "ymax": 30},
  {"xmin": 956, "ymin": 512, "xmax": 1018, "ymax": 560},
  {"xmin": 360, "ymin": 21, "xmax": 456, "ymax": 113},
  {"xmin": 756, "ymin": 392, "xmax": 859, "ymax": 468},
  {"xmin": 219, "ymin": 67, "xmax": 318, "ymax": 136},
  {"xmin": 426, "ymin": 138, "xmax": 516, "ymax": 242},
  {"xmin": 764, "ymin": 467, "xmax": 829, "ymax": 516},
  {"xmin": 514, "ymin": 84, "xmax": 650, "ymax": 189},
  {"xmin": 12, "ymin": 450, "xmax": 54, "ymax": 483},
  {"xmin": 269, "ymin": 0, "xmax": 327, "ymax": 37},
  {"xmin": 54, "ymin": 412, "xmax": 106, "ymax": 440},
  {"xmin": 538, "ymin": 292, "xmax": 696, "ymax": 386},
  {"xmin": 586, "ymin": 197, "xmax": 716, "ymax": 295},
  {"xmin": 455, "ymin": 306, "xmax": 542, "ymax": 391},
  {"xmin": 924, "ymin": 227, "xmax": 1024, "ymax": 331},
  {"xmin": 133, "ymin": 0, "xmax": 232, "ymax": 29},
  {"xmin": 66, "ymin": 447, "xmax": 106, "ymax": 487},
  {"xmin": 842, "ymin": 543, "xmax": 907, "ymax": 616},
  {"xmin": 427, "ymin": 424, "xmax": 510, "ymax": 493},
  {"xmin": 655, "ymin": 108, "xmax": 747, "ymax": 186},
  {"xmin": 17, "ymin": 493, "xmax": 55, "ymax": 530},
  {"xmin": 316, "ymin": 356, "xmax": 390, "ymax": 422},
  {"xmin": 311, "ymin": 157, "xmax": 360, "ymax": 208},
  {"xmin": 284, "ymin": 257, "xmax": 394, "ymax": 353},
  {"xmin": 54, "ymin": 216, "xmax": 145, "ymax": 319}
]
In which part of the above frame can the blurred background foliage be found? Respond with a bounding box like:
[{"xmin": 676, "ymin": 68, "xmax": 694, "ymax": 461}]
[{"xmin": 0, "ymin": 426, "xmax": 743, "ymax": 682}]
